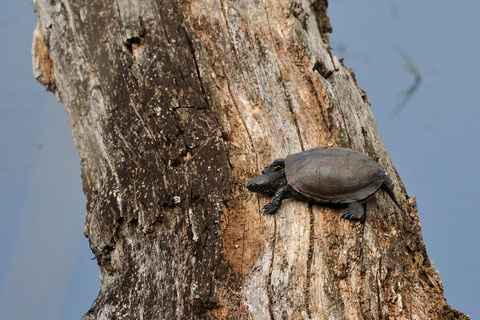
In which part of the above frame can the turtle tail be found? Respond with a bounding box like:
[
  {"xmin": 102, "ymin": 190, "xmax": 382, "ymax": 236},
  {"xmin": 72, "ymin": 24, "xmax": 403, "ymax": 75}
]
[{"xmin": 381, "ymin": 174, "xmax": 406, "ymax": 213}]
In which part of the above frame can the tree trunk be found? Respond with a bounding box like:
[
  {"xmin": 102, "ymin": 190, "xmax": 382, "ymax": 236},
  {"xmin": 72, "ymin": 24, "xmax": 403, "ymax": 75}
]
[{"xmin": 31, "ymin": 0, "xmax": 467, "ymax": 319}]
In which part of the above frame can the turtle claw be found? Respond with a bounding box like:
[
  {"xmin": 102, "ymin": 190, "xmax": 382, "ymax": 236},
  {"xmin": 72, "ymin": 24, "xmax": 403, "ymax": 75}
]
[
  {"xmin": 341, "ymin": 211, "xmax": 350, "ymax": 220},
  {"xmin": 264, "ymin": 202, "xmax": 279, "ymax": 214},
  {"xmin": 341, "ymin": 202, "xmax": 364, "ymax": 221},
  {"xmin": 341, "ymin": 211, "xmax": 359, "ymax": 220}
]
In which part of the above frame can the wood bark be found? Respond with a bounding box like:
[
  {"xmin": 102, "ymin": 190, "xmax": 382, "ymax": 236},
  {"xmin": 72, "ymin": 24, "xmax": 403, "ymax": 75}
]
[{"xmin": 31, "ymin": 0, "xmax": 468, "ymax": 319}]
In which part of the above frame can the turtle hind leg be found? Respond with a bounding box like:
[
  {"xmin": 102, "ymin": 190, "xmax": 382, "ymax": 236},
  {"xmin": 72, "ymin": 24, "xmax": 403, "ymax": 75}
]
[
  {"xmin": 262, "ymin": 158, "xmax": 285, "ymax": 174},
  {"xmin": 341, "ymin": 202, "xmax": 365, "ymax": 221},
  {"xmin": 381, "ymin": 174, "xmax": 406, "ymax": 213}
]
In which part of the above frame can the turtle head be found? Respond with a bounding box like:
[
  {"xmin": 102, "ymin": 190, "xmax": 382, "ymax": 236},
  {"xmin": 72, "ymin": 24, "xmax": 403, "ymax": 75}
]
[{"xmin": 247, "ymin": 170, "xmax": 286, "ymax": 195}]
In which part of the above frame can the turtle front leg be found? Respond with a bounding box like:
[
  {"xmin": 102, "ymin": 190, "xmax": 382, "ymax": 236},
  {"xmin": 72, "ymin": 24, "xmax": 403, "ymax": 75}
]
[
  {"xmin": 262, "ymin": 158, "xmax": 285, "ymax": 174},
  {"xmin": 264, "ymin": 185, "xmax": 291, "ymax": 214},
  {"xmin": 341, "ymin": 202, "xmax": 365, "ymax": 221}
]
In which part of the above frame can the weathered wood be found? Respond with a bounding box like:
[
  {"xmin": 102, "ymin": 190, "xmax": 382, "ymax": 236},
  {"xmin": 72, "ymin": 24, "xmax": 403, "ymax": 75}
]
[{"xmin": 32, "ymin": 0, "xmax": 468, "ymax": 319}]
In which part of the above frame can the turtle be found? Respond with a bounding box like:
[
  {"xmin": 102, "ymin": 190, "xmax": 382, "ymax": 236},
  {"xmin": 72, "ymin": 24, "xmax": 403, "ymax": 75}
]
[{"xmin": 246, "ymin": 147, "xmax": 405, "ymax": 220}]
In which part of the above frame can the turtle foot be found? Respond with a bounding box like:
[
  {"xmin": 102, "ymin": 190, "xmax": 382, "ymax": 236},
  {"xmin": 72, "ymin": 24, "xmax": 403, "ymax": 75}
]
[
  {"xmin": 341, "ymin": 202, "xmax": 364, "ymax": 221},
  {"xmin": 263, "ymin": 202, "xmax": 279, "ymax": 214}
]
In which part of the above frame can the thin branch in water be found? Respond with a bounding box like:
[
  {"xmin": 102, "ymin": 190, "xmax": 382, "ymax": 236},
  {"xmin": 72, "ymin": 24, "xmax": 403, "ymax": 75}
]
[
  {"xmin": 393, "ymin": 46, "xmax": 422, "ymax": 114},
  {"xmin": 388, "ymin": 0, "xmax": 399, "ymax": 19}
]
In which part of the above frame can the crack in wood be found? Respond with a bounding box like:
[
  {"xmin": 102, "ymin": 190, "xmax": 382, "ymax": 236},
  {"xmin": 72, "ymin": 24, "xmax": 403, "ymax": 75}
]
[
  {"xmin": 312, "ymin": 50, "xmax": 339, "ymax": 81},
  {"xmin": 313, "ymin": 60, "xmax": 335, "ymax": 80},
  {"xmin": 376, "ymin": 256, "xmax": 384, "ymax": 319},
  {"xmin": 305, "ymin": 204, "xmax": 314, "ymax": 319},
  {"xmin": 183, "ymin": 26, "xmax": 210, "ymax": 110},
  {"xmin": 217, "ymin": 0, "xmax": 255, "ymax": 100},
  {"xmin": 240, "ymin": 217, "xmax": 246, "ymax": 272},
  {"xmin": 182, "ymin": 22, "xmax": 228, "ymax": 136},
  {"xmin": 267, "ymin": 217, "xmax": 277, "ymax": 320},
  {"xmin": 221, "ymin": 62, "xmax": 259, "ymax": 171},
  {"xmin": 264, "ymin": 0, "xmax": 305, "ymax": 151}
]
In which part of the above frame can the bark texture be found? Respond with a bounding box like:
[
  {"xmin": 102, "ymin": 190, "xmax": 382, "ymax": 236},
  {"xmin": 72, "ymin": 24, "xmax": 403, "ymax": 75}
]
[{"xmin": 32, "ymin": 0, "xmax": 468, "ymax": 319}]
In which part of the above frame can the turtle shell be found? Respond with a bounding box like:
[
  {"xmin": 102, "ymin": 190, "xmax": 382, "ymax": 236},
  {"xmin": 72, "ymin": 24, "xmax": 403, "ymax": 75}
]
[{"xmin": 285, "ymin": 147, "xmax": 386, "ymax": 203}]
